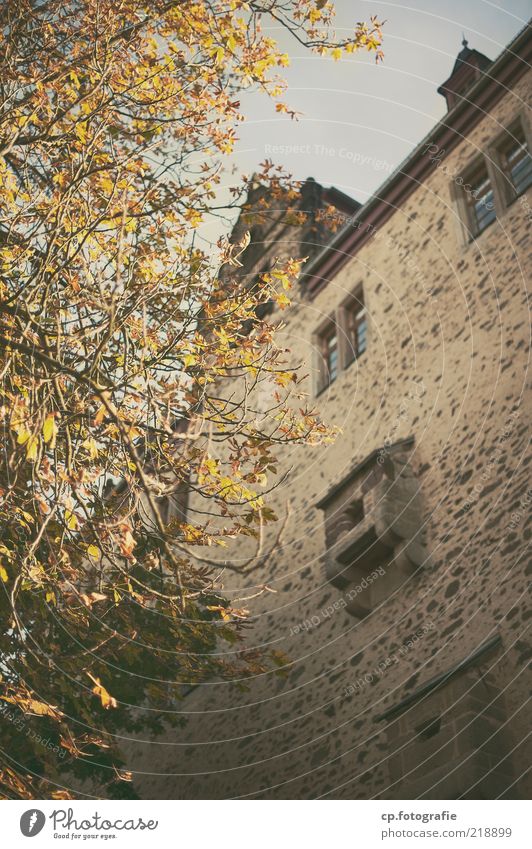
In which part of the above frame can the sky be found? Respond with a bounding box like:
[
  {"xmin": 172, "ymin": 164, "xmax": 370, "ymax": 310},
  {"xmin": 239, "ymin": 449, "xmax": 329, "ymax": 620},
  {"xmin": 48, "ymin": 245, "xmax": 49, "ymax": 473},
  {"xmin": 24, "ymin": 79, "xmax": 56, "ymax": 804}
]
[{"xmin": 198, "ymin": 0, "xmax": 530, "ymax": 247}]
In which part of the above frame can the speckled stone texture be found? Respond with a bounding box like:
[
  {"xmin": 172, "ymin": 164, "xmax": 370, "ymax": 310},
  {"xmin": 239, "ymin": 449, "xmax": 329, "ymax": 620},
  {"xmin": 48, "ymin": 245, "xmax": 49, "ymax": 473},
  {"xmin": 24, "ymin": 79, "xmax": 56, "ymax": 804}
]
[{"xmin": 127, "ymin": 68, "xmax": 531, "ymax": 800}]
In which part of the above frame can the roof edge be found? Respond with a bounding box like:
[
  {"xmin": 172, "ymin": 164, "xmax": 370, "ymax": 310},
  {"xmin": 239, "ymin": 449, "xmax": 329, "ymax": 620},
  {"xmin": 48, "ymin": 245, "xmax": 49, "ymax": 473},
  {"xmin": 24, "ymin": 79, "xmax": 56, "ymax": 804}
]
[{"xmin": 301, "ymin": 22, "xmax": 532, "ymax": 298}]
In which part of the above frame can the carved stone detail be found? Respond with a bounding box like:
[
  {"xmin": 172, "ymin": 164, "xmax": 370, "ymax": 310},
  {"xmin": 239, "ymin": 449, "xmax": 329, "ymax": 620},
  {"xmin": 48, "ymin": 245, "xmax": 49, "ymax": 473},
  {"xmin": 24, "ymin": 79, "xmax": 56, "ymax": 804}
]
[{"xmin": 318, "ymin": 439, "xmax": 428, "ymax": 617}]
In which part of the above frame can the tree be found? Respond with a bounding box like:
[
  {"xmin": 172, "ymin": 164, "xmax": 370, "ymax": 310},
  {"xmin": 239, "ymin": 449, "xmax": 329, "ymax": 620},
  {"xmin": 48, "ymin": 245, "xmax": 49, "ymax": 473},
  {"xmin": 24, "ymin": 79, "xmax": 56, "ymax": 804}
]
[{"xmin": 0, "ymin": 0, "xmax": 383, "ymax": 799}]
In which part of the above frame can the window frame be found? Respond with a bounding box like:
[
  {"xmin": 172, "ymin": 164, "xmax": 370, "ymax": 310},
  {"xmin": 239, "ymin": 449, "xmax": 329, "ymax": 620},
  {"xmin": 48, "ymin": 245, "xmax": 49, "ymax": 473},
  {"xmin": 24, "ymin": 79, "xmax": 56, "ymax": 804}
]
[
  {"xmin": 321, "ymin": 321, "xmax": 339, "ymax": 388},
  {"xmin": 459, "ymin": 158, "xmax": 497, "ymax": 239},
  {"xmin": 490, "ymin": 115, "xmax": 532, "ymax": 207},
  {"xmin": 341, "ymin": 286, "xmax": 367, "ymax": 367},
  {"xmin": 454, "ymin": 113, "xmax": 532, "ymax": 244},
  {"xmin": 314, "ymin": 315, "xmax": 339, "ymax": 394},
  {"xmin": 314, "ymin": 284, "xmax": 368, "ymax": 396}
]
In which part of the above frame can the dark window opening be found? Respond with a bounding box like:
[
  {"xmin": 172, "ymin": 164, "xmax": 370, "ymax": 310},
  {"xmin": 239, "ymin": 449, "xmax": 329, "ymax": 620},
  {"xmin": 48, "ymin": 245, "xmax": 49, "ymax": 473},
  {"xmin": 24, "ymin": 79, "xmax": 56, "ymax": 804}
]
[
  {"xmin": 347, "ymin": 498, "xmax": 364, "ymax": 527},
  {"xmin": 345, "ymin": 290, "xmax": 367, "ymax": 364}
]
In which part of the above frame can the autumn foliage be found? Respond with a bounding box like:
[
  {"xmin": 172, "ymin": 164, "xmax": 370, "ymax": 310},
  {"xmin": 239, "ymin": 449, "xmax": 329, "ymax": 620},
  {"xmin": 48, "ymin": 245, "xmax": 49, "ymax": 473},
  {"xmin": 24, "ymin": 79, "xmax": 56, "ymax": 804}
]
[{"xmin": 0, "ymin": 0, "xmax": 382, "ymax": 798}]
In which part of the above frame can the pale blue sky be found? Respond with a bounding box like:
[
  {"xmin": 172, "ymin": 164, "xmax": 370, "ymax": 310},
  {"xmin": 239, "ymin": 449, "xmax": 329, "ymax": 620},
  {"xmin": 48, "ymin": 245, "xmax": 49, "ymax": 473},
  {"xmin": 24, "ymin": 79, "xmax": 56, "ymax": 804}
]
[{"xmin": 199, "ymin": 0, "xmax": 530, "ymax": 246}]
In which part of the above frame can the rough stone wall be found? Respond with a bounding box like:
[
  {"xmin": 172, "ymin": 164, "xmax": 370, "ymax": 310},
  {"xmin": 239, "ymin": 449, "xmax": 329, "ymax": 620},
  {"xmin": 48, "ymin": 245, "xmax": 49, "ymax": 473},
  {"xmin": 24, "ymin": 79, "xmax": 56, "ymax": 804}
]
[{"xmin": 129, "ymin": 69, "xmax": 531, "ymax": 800}]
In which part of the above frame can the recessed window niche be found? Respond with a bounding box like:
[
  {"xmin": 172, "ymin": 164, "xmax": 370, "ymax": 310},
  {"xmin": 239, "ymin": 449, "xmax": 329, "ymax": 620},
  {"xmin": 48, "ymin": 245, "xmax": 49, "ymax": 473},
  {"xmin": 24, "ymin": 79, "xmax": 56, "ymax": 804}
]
[{"xmin": 376, "ymin": 635, "xmax": 517, "ymax": 799}]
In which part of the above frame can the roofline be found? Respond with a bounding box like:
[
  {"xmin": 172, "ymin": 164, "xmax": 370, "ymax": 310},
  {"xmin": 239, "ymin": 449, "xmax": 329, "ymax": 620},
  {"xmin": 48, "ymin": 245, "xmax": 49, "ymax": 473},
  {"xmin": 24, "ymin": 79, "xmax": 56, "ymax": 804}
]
[
  {"xmin": 437, "ymin": 48, "xmax": 492, "ymax": 96},
  {"xmin": 322, "ymin": 185, "xmax": 361, "ymax": 214},
  {"xmin": 301, "ymin": 22, "xmax": 532, "ymax": 298}
]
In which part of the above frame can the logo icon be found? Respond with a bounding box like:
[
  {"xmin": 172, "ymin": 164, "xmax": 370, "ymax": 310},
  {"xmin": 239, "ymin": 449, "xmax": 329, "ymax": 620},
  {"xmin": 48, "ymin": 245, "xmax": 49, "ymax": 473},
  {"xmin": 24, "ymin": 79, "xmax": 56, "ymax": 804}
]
[{"xmin": 20, "ymin": 810, "xmax": 46, "ymax": 837}]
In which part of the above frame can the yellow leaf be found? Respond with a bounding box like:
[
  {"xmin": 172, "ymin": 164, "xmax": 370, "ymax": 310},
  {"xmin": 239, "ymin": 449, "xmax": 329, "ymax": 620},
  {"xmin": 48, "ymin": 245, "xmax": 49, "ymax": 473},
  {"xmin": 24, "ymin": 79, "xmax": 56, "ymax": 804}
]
[
  {"xmin": 88, "ymin": 674, "xmax": 118, "ymax": 709},
  {"xmin": 27, "ymin": 699, "xmax": 63, "ymax": 719},
  {"xmin": 275, "ymin": 292, "xmax": 290, "ymax": 309},
  {"xmin": 272, "ymin": 270, "xmax": 291, "ymax": 290},
  {"xmin": 0, "ymin": 565, "xmax": 8, "ymax": 582},
  {"xmin": 42, "ymin": 413, "xmax": 57, "ymax": 446},
  {"xmin": 0, "ymin": 696, "xmax": 63, "ymax": 720},
  {"xmin": 100, "ymin": 176, "xmax": 114, "ymax": 195},
  {"xmin": 82, "ymin": 438, "xmax": 99, "ymax": 459},
  {"xmin": 26, "ymin": 435, "xmax": 39, "ymax": 461},
  {"xmin": 64, "ymin": 510, "xmax": 78, "ymax": 530},
  {"xmin": 216, "ymin": 327, "xmax": 230, "ymax": 346},
  {"xmin": 45, "ymin": 591, "xmax": 56, "ymax": 604},
  {"xmin": 207, "ymin": 604, "xmax": 231, "ymax": 621},
  {"xmin": 275, "ymin": 371, "xmax": 295, "ymax": 388},
  {"xmin": 16, "ymin": 427, "xmax": 30, "ymax": 445},
  {"xmin": 202, "ymin": 457, "xmax": 218, "ymax": 475},
  {"xmin": 87, "ymin": 545, "xmax": 100, "ymax": 559},
  {"xmin": 75, "ymin": 121, "xmax": 88, "ymax": 143}
]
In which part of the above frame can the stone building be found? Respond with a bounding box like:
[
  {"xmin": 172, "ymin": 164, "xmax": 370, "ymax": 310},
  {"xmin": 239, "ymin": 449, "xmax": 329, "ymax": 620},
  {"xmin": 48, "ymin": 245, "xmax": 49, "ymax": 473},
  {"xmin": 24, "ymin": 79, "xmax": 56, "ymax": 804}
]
[{"xmin": 132, "ymin": 24, "xmax": 532, "ymax": 799}]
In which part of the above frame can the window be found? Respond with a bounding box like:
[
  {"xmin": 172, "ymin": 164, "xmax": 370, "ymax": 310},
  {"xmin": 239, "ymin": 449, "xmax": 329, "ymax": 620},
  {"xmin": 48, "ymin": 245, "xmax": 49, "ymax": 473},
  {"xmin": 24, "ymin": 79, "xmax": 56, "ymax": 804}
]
[
  {"xmin": 456, "ymin": 118, "xmax": 531, "ymax": 241},
  {"xmin": 319, "ymin": 323, "xmax": 338, "ymax": 388},
  {"xmin": 465, "ymin": 164, "xmax": 496, "ymax": 236},
  {"xmin": 314, "ymin": 286, "xmax": 368, "ymax": 394},
  {"xmin": 497, "ymin": 121, "xmax": 532, "ymax": 201},
  {"xmin": 315, "ymin": 318, "xmax": 339, "ymax": 394},
  {"xmin": 344, "ymin": 290, "xmax": 367, "ymax": 364}
]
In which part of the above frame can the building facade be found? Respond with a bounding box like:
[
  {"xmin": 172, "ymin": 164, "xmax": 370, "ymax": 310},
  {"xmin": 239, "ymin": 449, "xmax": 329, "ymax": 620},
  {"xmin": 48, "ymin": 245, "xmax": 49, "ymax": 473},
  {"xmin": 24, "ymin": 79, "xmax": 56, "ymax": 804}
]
[{"xmin": 132, "ymin": 25, "xmax": 532, "ymax": 800}]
